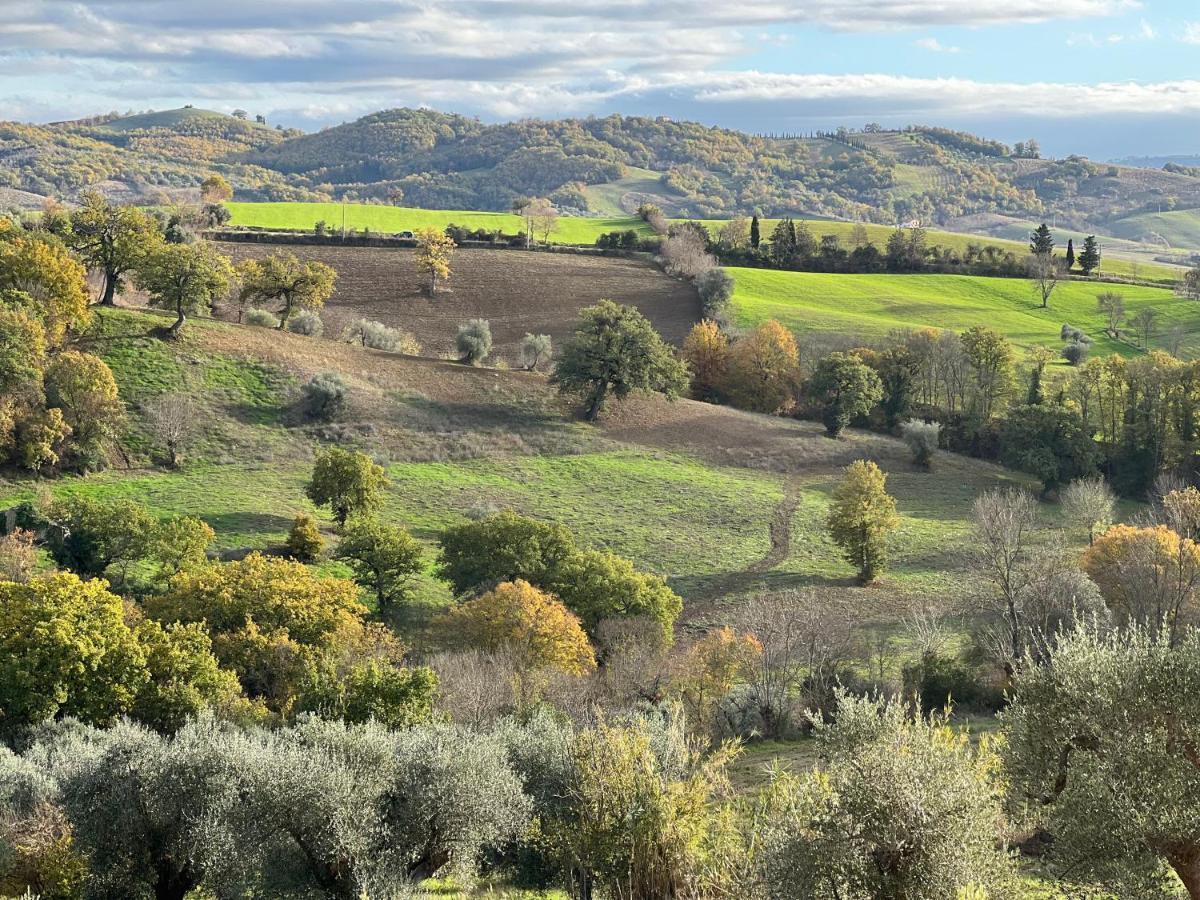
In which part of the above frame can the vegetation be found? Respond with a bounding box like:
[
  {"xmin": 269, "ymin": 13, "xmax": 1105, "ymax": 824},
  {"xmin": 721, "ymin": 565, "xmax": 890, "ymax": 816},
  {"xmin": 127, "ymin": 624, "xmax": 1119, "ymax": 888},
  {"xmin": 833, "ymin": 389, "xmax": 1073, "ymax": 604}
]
[
  {"xmin": 826, "ymin": 460, "xmax": 900, "ymax": 584},
  {"xmin": 305, "ymin": 446, "xmax": 390, "ymax": 526},
  {"xmin": 236, "ymin": 251, "xmax": 336, "ymax": 329}
]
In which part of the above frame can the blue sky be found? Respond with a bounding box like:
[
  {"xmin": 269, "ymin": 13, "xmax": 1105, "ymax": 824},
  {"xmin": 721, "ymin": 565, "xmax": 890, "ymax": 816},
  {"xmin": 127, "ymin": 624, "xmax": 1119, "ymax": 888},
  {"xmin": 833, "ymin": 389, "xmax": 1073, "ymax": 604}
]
[{"xmin": 2, "ymin": 0, "xmax": 1198, "ymax": 158}]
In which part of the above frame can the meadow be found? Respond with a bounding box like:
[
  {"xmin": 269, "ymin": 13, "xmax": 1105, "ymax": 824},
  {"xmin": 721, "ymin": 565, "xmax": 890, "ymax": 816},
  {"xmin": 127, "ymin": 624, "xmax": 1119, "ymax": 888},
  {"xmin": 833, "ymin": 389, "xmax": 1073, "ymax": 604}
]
[
  {"xmin": 728, "ymin": 267, "xmax": 1190, "ymax": 357},
  {"xmin": 225, "ymin": 201, "xmax": 1183, "ymax": 284}
]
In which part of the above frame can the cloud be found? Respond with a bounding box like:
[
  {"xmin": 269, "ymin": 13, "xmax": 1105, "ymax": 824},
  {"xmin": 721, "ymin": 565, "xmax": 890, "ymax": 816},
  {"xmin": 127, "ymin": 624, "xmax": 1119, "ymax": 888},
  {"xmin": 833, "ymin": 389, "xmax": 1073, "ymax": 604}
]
[
  {"xmin": 1183, "ymin": 22, "xmax": 1200, "ymax": 45},
  {"xmin": 914, "ymin": 37, "xmax": 961, "ymax": 53}
]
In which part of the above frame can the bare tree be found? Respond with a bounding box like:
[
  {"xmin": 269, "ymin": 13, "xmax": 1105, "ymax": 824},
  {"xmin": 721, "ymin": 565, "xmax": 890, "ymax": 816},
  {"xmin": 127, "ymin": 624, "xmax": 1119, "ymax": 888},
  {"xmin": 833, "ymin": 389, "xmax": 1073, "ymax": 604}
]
[
  {"xmin": 516, "ymin": 198, "xmax": 558, "ymax": 247},
  {"xmin": 1167, "ymin": 323, "xmax": 1186, "ymax": 357},
  {"xmin": 659, "ymin": 231, "xmax": 716, "ymax": 279},
  {"xmin": 0, "ymin": 529, "xmax": 37, "ymax": 583},
  {"xmin": 145, "ymin": 392, "xmax": 199, "ymax": 468},
  {"xmin": 1097, "ymin": 291, "xmax": 1125, "ymax": 339},
  {"xmin": 428, "ymin": 649, "xmax": 517, "ymax": 726},
  {"xmin": 1128, "ymin": 306, "xmax": 1159, "ymax": 348},
  {"xmin": 1061, "ymin": 476, "xmax": 1116, "ymax": 545},
  {"xmin": 971, "ymin": 488, "xmax": 1038, "ymax": 670},
  {"xmin": 1028, "ymin": 252, "xmax": 1060, "ymax": 308}
]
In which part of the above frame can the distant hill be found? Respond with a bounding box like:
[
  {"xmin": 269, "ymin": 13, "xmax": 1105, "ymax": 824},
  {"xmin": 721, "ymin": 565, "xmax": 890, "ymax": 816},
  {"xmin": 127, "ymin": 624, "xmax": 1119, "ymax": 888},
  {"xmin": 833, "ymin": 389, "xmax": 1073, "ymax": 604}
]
[
  {"xmin": 4, "ymin": 107, "xmax": 1200, "ymax": 245},
  {"xmin": 1112, "ymin": 154, "xmax": 1200, "ymax": 169}
]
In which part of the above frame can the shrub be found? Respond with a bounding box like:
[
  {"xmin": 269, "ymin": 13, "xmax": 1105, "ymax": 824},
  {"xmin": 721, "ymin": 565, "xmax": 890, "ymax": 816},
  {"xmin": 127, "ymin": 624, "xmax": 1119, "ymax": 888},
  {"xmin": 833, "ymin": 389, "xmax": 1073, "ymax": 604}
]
[
  {"xmin": 456, "ymin": 318, "xmax": 493, "ymax": 365},
  {"xmin": 343, "ymin": 318, "xmax": 421, "ymax": 354},
  {"xmin": 518, "ymin": 333, "xmax": 552, "ymax": 370},
  {"xmin": 901, "ymin": 652, "xmax": 1003, "ymax": 715},
  {"xmin": 244, "ymin": 308, "xmax": 279, "ymax": 328},
  {"xmin": 695, "ymin": 268, "xmax": 735, "ymax": 321},
  {"xmin": 300, "ymin": 372, "xmax": 348, "ymax": 421},
  {"xmin": 285, "ymin": 513, "xmax": 325, "ymax": 562},
  {"xmin": 1062, "ymin": 341, "xmax": 1089, "ymax": 366},
  {"xmin": 286, "ymin": 310, "xmax": 324, "ymax": 337},
  {"xmin": 900, "ymin": 419, "xmax": 941, "ymax": 468}
]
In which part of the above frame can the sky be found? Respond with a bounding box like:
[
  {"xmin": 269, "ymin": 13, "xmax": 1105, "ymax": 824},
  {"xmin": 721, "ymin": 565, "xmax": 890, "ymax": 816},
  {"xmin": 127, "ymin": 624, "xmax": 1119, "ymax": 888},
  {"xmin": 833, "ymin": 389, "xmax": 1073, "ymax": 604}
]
[{"xmin": 2, "ymin": 0, "xmax": 1199, "ymax": 159}]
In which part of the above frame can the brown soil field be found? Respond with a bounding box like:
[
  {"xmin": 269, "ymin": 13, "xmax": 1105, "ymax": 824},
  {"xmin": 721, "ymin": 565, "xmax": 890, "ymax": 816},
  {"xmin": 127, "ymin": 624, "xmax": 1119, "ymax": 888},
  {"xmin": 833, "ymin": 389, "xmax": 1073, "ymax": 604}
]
[{"xmin": 216, "ymin": 241, "xmax": 701, "ymax": 360}]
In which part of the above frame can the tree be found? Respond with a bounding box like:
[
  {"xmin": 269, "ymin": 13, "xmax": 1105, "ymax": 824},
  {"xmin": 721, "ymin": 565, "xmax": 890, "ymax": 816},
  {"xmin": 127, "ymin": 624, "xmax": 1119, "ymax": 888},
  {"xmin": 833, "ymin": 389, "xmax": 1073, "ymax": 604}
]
[
  {"xmin": 1028, "ymin": 249, "xmax": 1059, "ymax": 308},
  {"xmin": 1030, "ymin": 223, "xmax": 1054, "ymax": 256},
  {"xmin": 900, "ymin": 419, "xmax": 941, "ymax": 468},
  {"xmin": 237, "ymin": 251, "xmax": 336, "ymax": 329},
  {"xmin": 416, "ymin": 227, "xmax": 455, "ymax": 293},
  {"xmin": 285, "ymin": 512, "xmax": 325, "ymax": 561},
  {"xmin": 1180, "ymin": 260, "xmax": 1200, "ymax": 301},
  {"xmin": 999, "ymin": 403, "xmax": 1097, "ymax": 495},
  {"xmin": 807, "ymin": 352, "xmax": 884, "ymax": 437},
  {"xmin": 1077, "ymin": 235, "xmax": 1101, "ymax": 276},
  {"xmin": 336, "ymin": 518, "xmax": 424, "ymax": 610},
  {"xmin": 135, "ymin": 241, "xmax": 235, "ymax": 336},
  {"xmin": 749, "ymin": 214, "xmax": 761, "ymax": 249},
  {"xmin": 759, "ymin": 694, "xmax": 1013, "ymax": 899},
  {"xmin": 517, "ymin": 198, "xmax": 558, "ymax": 246},
  {"xmin": 145, "ymin": 391, "xmax": 198, "ymax": 467},
  {"xmin": 552, "ymin": 300, "xmax": 689, "ymax": 421},
  {"xmin": 305, "ymin": 447, "xmax": 389, "ymax": 527},
  {"xmin": 1061, "ymin": 475, "xmax": 1115, "ymax": 544},
  {"xmin": 199, "ymin": 173, "xmax": 233, "ymax": 203},
  {"xmin": 437, "ymin": 579, "xmax": 596, "ymax": 677},
  {"xmin": 66, "ymin": 191, "xmax": 163, "ymax": 306},
  {"xmin": 0, "ymin": 309, "xmax": 46, "ymax": 400},
  {"xmin": 456, "ymin": 318, "xmax": 492, "ymax": 364},
  {"xmin": 1130, "ymin": 306, "xmax": 1159, "ymax": 348},
  {"xmin": 970, "ymin": 487, "xmax": 1036, "ymax": 668},
  {"xmin": 826, "ymin": 460, "xmax": 899, "ymax": 584},
  {"xmin": 547, "ymin": 548, "xmax": 684, "ymax": 641},
  {"xmin": 44, "ymin": 495, "xmax": 158, "ymax": 582},
  {"xmin": 1097, "ymin": 291, "xmax": 1125, "ymax": 338},
  {"xmin": 437, "ymin": 510, "xmax": 577, "ymax": 596},
  {"xmin": 1004, "ymin": 626, "xmax": 1200, "ymax": 898},
  {"xmin": 1065, "ymin": 237, "xmax": 1075, "ymax": 271},
  {"xmin": 960, "ymin": 325, "xmax": 1014, "ymax": 419},
  {"xmin": 518, "ymin": 332, "xmax": 552, "ymax": 370},
  {"xmin": 681, "ymin": 319, "xmax": 730, "ymax": 401},
  {"xmin": 0, "ymin": 573, "xmax": 145, "ymax": 730},
  {"xmin": 672, "ymin": 626, "xmax": 761, "ymax": 739},
  {"xmin": 1082, "ymin": 524, "xmax": 1200, "ymax": 646},
  {"xmin": 130, "ymin": 619, "xmax": 245, "ymax": 732},
  {"xmin": 43, "ymin": 349, "xmax": 124, "ymax": 471},
  {"xmin": 719, "ymin": 319, "xmax": 800, "ymax": 413},
  {"xmin": 695, "ymin": 267, "xmax": 735, "ymax": 322},
  {"xmin": 0, "ymin": 223, "xmax": 91, "ymax": 344}
]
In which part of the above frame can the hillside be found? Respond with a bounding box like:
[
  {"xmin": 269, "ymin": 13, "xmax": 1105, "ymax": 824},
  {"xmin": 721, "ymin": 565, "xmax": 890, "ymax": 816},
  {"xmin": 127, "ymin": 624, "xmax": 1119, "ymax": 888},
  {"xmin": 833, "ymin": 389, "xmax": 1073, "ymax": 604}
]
[
  {"xmin": 214, "ymin": 240, "xmax": 701, "ymax": 358},
  {"xmin": 5, "ymin": 107, "xmax": 1200, "ymax": 250},
  {"xmin": 0, "ymin": 306, "xmax": 1040, "ymax": 615},
  {"xmin": 729, "ymin": 269, "xmax": 1188, "ymax": 357}
]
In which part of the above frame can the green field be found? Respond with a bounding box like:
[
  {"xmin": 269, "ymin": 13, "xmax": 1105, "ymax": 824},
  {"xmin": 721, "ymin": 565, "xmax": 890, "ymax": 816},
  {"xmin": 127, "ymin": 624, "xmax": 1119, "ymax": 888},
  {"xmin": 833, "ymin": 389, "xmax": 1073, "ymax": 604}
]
[
  {"xmin": 1110, "ymin": 208, "xmax": 1200, "ymax": 250},
  {"xmin": 225, "ymin": 201, "xmax": 1182, "ymax": 284},
  {"xmin": 729, "ymin": 268, "xmax": 1189, "ymax": 356}
]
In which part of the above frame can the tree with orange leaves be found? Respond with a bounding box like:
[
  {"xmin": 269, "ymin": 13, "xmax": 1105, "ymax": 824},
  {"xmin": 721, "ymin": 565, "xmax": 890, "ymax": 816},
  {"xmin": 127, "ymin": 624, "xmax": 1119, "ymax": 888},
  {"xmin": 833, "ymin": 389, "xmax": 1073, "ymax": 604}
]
[
  {"xmin": 681, "ymin": 319, "xmax": 729, "ymax": 401},
  {"xmin": 720, "ymin": 319, "xmax": 800, "ymax": 413}
]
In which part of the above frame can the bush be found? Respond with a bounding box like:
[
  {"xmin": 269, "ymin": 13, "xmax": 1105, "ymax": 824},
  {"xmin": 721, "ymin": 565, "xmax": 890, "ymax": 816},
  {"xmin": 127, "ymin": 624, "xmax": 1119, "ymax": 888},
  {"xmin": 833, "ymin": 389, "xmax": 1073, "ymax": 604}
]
[
  {"xmin": 286, "ymin": 310, "xmax": 324, "ymax": 337},
  {"xmin": 900, "ymin": 419, "xmax": 941, "ymax": 468},
  {"xmin": 901, "ymin": 652, "xmax": 1004, "ymax": 715},
  {"xmin": 285, "ymin": 513, "xmax": 324, "ymax": 562},
  {"xmin": 244, "ymin": 308, "xmax": 279, "ymax": 328},
  {"xmin": 343, "ymin": 319, "xmax": 421, "ymax": 354},
  {"xmin": 1062, "ymin": 341, "xmax": 1089, "ymax": 366},
  {"xmin": 518, "ymin": 333, "xmax": 552, "ymax": 370},
  {"xmin": 695, "ymin": 268, "xmax": 735, "ymax": 321},
  {"xmin": 301, "ymin": 372, "xmax": 348, "ymax": 421},
  {"xmin": 456, "ymin": 319, "xmax": 493, "ymax": 365}
]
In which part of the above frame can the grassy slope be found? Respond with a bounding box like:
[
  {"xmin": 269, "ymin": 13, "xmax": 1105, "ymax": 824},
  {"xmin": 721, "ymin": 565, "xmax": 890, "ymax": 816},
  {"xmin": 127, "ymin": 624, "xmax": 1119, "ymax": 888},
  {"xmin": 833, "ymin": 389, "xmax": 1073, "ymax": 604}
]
[
  {"xmin": 729, "ymin": 268, "xmax": 1188, "ymax": 356},
  {"xmin": 226, "ymin": 201, "xmax": 1181, "ymax": 284},
  {"xmin": 1110, "ymin": 208, "xmax": 1200, "ymax": 249}
]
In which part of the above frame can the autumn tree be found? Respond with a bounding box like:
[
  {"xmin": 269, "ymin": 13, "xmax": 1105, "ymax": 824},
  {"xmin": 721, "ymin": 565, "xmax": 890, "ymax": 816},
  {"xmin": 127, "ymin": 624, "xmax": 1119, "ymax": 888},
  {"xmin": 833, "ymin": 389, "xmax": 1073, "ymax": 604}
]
[
  {"xmin": 0, "ymin": 222, "xmax": 90, "ymax": 344},
  {"xmin": 200, "ymin": 173, "xmax": 233, "ymax": 203},
  {"xmin": 960, "ymin": 325, "xmax": 1014, "ymax": 420},
  {"xmin": 681, "ymin": 319, "xmax": 730, "ymax": 400},
  {"xmin": 719, "ymin": 319, "xmax": 800, "ymax": 413},
  {"xmin": 44, "ymin": 349, "xmax": 124, "ymax": 471},
  {"xmin": 552, "ymin": 300, "xmax": 689, "ymax": 421},
  {"xmin": 416, "ymin": 227, "xmax": 456, "ymax": 293},
  {"xmin": 826, "ymin": 460, "xmax": 899, "ymax": 584},
  {"xmin": 135, "ymin": 240, "xmax": 235, "ymax": 335},
  {"xmin": 336, "ymin": 518, "xmax": 424, "ymax": 610},
  {"xmin": 66, "ymin": 191, "xmax": 164, "ymax": 306},
  {"xmin": 436, "ymin": 579, "xmax": 596, "ymax": 677},
  {"xmin": 1029, "ymin": 249, "xmax": 1060, "ymax": 309},
  {"xmin": 236, "ymin": 252, "xmax": 336, "ymax": 329},
  {"xmin": 807, "ymin": 352, "xmax": 884, "ymax": 437},
  {"xmin": 1082, "ymin": 524, "xmax": 1200, "ymax": 645},
  {"xmin": 672, "ymin": 627, "xmax": 761, "ymax": 739},
  {"xmin": 305, "ymin": 446, "xmax": 389, "ymax": 526}
]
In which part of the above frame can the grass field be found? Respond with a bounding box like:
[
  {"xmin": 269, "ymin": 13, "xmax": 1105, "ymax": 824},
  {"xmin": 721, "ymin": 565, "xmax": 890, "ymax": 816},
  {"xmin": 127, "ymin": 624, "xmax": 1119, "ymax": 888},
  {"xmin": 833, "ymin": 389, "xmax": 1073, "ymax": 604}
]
[
  {"xmin": 225, "ymin": 201, "xmax": 1183, "ymax": 284},
  {"xmin": 728, "ymin": 268, "xmax": 1190, "ymax": 357},
  {"xmin": 1110, "ymin": 208, "xmax": 1200, "ymax": 249}
]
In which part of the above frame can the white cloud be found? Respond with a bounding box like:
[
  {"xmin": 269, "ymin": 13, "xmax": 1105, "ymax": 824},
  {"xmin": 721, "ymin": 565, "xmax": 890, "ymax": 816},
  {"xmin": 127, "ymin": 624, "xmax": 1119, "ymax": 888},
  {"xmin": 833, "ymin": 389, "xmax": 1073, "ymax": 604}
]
[
  {"xmin": 1183, "ymin": 22, "xmax": 1200, "ymax": 44},
  {"xmin": 914, "ymin": 37, "xmax": 961, "ymax": 53}
]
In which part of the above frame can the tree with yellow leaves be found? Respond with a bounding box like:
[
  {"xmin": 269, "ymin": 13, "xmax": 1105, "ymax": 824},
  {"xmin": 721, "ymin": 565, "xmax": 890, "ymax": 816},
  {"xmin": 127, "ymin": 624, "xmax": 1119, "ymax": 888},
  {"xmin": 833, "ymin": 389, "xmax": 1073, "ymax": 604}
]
[
  {"xmin": 681, "ymin": 319, "xmax": 730, "ymax": 401},
  {"xmin": 1082, "ymin": 523, "xmax": 1200, "ymax": 646},
  {"xmin": 827, "ymin": 459, "xmax": 900, "ymax": 584},
  {"xmin": 437, "ymin": 579, "xmax": 596, "ymax": 677},
  {"xmin": 0, "ymin": 221, "xmax": 90, "ymax": 344},
  {"xmin": 415, "ymin": 227, "xmax": 456, "ymax": 294},
  {"xmin": 672, "ymin": 626, "xmax": 761, "ymax": 738},
  {"xmin": 720, "ymin": 319, "xmax": 800, "ymax": 413}
]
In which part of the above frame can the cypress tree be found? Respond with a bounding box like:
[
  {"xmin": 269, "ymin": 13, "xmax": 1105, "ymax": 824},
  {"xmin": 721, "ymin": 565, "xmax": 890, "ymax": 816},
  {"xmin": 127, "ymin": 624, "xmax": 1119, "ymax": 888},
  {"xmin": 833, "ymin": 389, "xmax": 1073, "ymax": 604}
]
[
  {"xmin": 1065, "ymin": 238, "xmax": 1075, "ymax": 271},
  {"xmin": 750, "ymin": 214, "xmax": 761, "ymax": 250}
]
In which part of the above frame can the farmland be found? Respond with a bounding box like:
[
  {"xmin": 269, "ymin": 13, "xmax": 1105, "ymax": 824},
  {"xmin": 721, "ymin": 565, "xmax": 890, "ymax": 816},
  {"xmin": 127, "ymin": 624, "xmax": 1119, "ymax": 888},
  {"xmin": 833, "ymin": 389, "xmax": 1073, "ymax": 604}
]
[
  {"xmin": 728, "ymin": 267, "xmax": 1189, "ymax": 357},
  {"xmin": 215, "ymin": 241, "xmax": 701, "ymax": 358},
  {"xmin": 225, "ymin": 201, "xmax": 1185, "ymax": 284}
]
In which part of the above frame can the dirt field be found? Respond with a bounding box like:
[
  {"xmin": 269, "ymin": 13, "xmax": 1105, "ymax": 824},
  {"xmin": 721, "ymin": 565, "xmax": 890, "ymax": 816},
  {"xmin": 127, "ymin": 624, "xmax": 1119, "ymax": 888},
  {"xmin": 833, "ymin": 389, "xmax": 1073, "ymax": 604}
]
[{"xmin": 217, "ymin": 241, "xmax": 701, "ymax": 360}]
